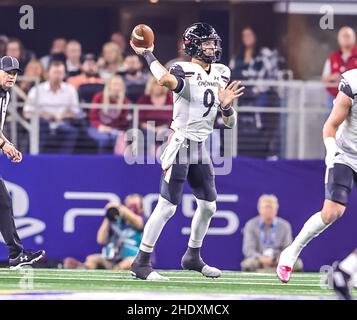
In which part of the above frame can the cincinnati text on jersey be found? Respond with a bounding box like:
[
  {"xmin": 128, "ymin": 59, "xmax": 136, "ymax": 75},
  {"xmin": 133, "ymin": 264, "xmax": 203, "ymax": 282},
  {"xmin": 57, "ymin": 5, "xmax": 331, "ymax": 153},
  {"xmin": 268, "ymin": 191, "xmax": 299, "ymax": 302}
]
[{"xmin": 198, "ymin": 80, "xmax": 219, "ymax": 87}]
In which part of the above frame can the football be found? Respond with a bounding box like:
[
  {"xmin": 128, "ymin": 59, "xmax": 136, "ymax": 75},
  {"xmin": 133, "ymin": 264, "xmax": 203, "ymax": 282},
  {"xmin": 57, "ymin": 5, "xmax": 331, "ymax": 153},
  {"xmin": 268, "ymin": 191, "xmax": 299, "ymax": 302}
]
[{"xmin": 131, "ymin": 24, "xmax": 154, "ymax": 48}]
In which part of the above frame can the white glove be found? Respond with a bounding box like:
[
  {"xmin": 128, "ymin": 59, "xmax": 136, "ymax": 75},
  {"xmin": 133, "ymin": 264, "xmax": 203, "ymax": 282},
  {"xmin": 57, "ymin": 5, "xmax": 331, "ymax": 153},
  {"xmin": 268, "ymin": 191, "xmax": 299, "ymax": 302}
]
[{"xmin": 324, "ymin": 137, "xmax": 337, "ymax": 168}]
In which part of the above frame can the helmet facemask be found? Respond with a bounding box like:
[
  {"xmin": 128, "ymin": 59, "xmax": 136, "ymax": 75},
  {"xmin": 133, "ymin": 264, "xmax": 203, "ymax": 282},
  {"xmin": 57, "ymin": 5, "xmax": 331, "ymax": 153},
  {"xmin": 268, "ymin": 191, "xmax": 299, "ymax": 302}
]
[{"xmin": 196, "ymin": 38, "xmax": 222, "ymax": 63}]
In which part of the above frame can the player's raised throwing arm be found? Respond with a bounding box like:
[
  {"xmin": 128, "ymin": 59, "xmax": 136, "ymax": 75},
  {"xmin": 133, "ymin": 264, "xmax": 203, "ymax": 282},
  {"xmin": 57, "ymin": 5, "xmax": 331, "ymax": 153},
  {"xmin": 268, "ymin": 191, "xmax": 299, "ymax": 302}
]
[{"xmin": 130, "ymin": 41, "xmax": 179, "ymax": 91}]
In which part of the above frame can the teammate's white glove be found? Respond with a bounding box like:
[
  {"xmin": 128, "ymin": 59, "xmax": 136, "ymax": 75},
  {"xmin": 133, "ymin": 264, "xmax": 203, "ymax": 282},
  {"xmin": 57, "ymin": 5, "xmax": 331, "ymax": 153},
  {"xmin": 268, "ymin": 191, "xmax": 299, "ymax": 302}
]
[{"xmin": 324, "ymin": 137, "xmax": 337, "ymax": 168}]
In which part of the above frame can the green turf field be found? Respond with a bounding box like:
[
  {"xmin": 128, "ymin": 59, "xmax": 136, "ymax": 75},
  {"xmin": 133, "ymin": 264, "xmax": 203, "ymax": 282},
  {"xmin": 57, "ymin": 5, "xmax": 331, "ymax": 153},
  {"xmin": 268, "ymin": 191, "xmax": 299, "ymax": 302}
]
[{"xmin": 0, "ymin": 269, "xmax": 354, "ymax": 300}]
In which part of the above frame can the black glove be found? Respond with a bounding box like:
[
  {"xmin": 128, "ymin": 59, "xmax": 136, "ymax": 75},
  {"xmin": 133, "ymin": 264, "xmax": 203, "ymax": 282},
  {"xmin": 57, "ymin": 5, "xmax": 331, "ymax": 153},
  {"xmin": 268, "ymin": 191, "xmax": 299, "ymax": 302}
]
[{"xmin": 105, "ymin": 207, "xmax": 120, "ymax": 222}]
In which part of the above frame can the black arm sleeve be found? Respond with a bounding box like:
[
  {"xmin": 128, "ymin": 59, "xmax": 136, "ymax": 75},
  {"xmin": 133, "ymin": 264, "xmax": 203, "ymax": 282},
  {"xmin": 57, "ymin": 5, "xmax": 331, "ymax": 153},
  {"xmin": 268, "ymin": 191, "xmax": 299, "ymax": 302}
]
[
  {"xmin": 339, "ymin": 78, "xmax": 354, "ymax": 99},
  {"xmin": 142, "ymin": 50, "xmax": 157, "ymax": 65},
  {"xmin": 169, "ymin": 64, "xmax": 185, "ymax": 93}
]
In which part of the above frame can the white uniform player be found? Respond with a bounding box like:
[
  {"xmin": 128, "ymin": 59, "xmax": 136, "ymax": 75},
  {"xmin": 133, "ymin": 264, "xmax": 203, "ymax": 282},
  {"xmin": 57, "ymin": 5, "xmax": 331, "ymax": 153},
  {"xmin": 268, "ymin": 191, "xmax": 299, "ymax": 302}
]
[
  {"xmin": 169, "ymin": 61, "xmax": 231, "ymax": 142},
  {"xmin": 277, "ymin": 68, "xmax": 357, "ymax": 286},
  {"xmin": 334, "ymin": 69, "xmax": 357, "ymax": 170},
  {"xmin": 129, "ymin": 22, "xmax": 244, "ymax": 281}
]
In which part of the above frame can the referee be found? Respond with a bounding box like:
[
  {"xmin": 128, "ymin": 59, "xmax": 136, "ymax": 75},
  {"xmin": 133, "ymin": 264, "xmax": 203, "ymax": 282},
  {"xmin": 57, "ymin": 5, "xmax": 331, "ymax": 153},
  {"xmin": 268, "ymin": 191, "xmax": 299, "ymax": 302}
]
[{"xmin": 0, "ymin": 56, "xmax": 45, "ymax": 268}]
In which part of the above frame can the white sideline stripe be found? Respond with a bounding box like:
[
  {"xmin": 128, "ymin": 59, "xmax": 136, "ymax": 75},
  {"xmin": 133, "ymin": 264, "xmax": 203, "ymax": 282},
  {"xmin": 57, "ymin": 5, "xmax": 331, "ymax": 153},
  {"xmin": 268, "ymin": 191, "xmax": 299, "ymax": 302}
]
[
  {"xmin": 0, "ymin": 269, "xmax": 321, "ymax": 278},
  {"xmin": 0, "ymin": 271, "xmax": 319, "ymax": 279},
  {"xmin": 171, "ymin": 277, "xmax": 318, "ymax": 282},
  {"xmin": 0, "ymin": 275, "xmax": 325, "ymax": 286},
  {"xmin": 0, "ymin": 274, "xmax": 319, "ymax": 283},
  {"xmin": 239, "ymin": 272, "xmax": 318, "ymax": 277},
  {"xmin": 0, "ymin": 269, "xmax": 321, "ymax": 277},
  {"xmin": 0, "ymin": 270, "xmax": 321, "ymax": 277},
  {"xmin": 0, "ymin": 291, "xmax": 337, "ymax": 300},
  {"xmin": 0, "ymin": 271, "xmax": 321, "ymax": 280}
]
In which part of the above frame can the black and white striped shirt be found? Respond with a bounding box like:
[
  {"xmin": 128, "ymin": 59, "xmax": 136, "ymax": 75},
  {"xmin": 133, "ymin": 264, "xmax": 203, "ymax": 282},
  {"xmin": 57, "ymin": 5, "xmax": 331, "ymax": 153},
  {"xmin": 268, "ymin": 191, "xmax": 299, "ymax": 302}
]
[{"xmin": 0, "ymin": 88, "xmax": 10, "ymax": 131}]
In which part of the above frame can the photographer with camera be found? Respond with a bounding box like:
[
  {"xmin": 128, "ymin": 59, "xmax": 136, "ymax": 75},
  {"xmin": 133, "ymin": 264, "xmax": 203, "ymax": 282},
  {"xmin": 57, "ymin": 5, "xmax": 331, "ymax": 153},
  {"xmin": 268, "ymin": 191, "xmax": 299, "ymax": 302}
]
[{"xmin": 64, "ymin": 193, "xmax": 145, "ymax": 270}]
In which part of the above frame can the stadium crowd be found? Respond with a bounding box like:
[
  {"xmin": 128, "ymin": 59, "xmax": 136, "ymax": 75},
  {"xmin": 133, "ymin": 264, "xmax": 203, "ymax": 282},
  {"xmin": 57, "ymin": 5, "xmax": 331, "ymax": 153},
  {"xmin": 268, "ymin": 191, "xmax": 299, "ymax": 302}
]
[
  {"xmin": 1, "ymin": 26, "xmax": 356, "ymax": 158},
  {"xmin": 0, "ymin": 29, "xmax": 290, "ymax": 158},
  {"xmin": 0, "ymin": 32, "xmax": 175, "ymax": 155}
]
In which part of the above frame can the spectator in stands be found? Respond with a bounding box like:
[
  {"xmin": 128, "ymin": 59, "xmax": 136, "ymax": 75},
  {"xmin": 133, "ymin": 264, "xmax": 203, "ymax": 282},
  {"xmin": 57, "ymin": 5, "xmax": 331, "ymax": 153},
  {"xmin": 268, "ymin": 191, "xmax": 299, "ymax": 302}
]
[
  {"xmin": 65, "ymin": 40, "xmax": 82, "ymax": 78},
  {"xmin": 241, "ymin": 194, "xmax": 303, "ymax": 272},
  {"xmin": 230, "ymin": 27, "xmax": 282, "ymax": 158},
  {"xmin": 67, "ymin": 53, "xmax": 104, "ymax": 103},
  {"xmin": 5, "ymin": 38, "xmax": 23, "ymax": 61},
  {"xmin": 120, "ymin": 53, "xmax": 150, "ymax": 103},
  {"xmin": 98, "ymin": 42, "xmax": 124, "ymax": 80},
  {"xmin": 0, "ymin": 35, "xmax": 9, "ymax": 57},
  {"xmin": 137, "ymin": 77, "xmax": 173, "ymax": 155},
  {"xmin": 6, "ymin": 38, "xmax": 33, "ymax": 73},
  {"xmin": 23, "ymin": 60, "xmax": 80, "ymax": 154},
  {"xmin": 67, "ymin": 54, "xmax": 105, "ymax": 154},
  {"xmin": 67, "ymin": 54, "xmax": 103, "ymax": 90},
  {"xmin": 110, "ymin": 32, "xmax": 128, "ymax": 56},
  {"xmin": 165, "ymin": 40, "xmax": 190, "ymax": 69},
  {"xmin": 40, "ymin": 37, "xmax": 67, "ymax": 70},
  {"xmin": 322, "ymin": 26, "xmax": 357, "ymax": 109},
  {"xmin": 18, "ymin": 59, "xmax": 45, "ymax": 94},
  {"xmin": 230, "ymin": 27, "xmax": 281, "ymax": 81},
  {"xmin": 63, "ymin": 193, "xmax": 145, "ymax": 270},
  {"xmin": 88, "ymin": 75, "xmax": 130, "ymax": 154},
  {"xmin": 13, "ymin": 59, "xmax": 45, "ymax": 154}
]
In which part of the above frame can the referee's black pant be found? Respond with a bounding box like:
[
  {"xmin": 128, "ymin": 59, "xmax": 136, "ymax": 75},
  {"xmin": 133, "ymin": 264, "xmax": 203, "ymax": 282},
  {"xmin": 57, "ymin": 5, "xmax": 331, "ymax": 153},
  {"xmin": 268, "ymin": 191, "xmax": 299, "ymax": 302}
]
[{"xmin": 0, "ymin": 177, "xmax": 23, "ymax": 258}]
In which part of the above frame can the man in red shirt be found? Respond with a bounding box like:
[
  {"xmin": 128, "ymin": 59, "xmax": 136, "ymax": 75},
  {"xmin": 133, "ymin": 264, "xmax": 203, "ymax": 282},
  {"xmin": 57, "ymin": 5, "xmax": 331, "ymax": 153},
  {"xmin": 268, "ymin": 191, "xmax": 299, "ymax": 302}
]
[{"xmin": 322, "ymin": 26, "xmax": 357, "ymax": 108}]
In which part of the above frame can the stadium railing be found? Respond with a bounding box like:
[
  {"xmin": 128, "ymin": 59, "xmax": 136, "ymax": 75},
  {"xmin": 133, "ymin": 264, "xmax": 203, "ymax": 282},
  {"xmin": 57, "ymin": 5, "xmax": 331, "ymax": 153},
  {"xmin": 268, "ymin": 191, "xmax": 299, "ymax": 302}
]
[{"xmin": 5, "ymin": 77, "xmax": 334, "ymax": 159}]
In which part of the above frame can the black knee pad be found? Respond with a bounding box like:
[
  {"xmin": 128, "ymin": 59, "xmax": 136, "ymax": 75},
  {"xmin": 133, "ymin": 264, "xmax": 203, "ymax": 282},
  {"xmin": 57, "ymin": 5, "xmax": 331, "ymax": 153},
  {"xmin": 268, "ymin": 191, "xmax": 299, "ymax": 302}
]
[
  {"xmin": 192, "ymin": 182, "xmax": 217, "ymax": 202},
  {"xmin": 325, "ymin": 164, "xmax": 354, "ymax": 206},
  {"xmin": 325, "ymin": 184, "xmax": 350, "ymax": 206},
  {"xmin": 188, "ymin": 164, "xmax": 217, "ymax": 202}
]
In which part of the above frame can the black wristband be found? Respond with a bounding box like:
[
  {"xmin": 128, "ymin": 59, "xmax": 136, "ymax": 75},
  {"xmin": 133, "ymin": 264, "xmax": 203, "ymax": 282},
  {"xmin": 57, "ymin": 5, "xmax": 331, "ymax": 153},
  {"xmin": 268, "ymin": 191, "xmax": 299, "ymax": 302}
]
[
  {"xmin": 0, "ymin": 141, "xmax": 6, "ymax": 149},
  {"xmin": 143, "ymin": 50, "xmax": 157, "ymax": 65},
  {"xmin": 221, "ymin": 106, "xmax": 234, "ymax": 117}
]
